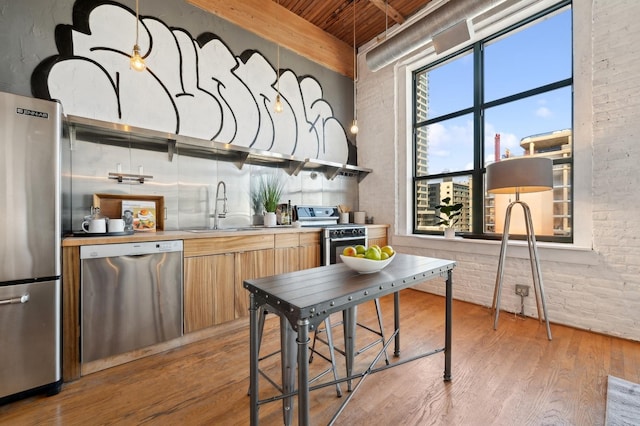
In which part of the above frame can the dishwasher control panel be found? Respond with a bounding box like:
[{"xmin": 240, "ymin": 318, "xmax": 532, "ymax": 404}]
[
  {"xmin": 80, "ymin": 240, "xmax": 183, "ymax": 259},
  {"xmin": 157, "ymin": 241, "xmax": 181, "ymax": 252}
]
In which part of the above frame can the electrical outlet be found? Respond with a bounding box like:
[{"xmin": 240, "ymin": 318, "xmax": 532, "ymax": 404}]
[{"xmin": 515, "ymin": 284, "xmax": 530, "ymax": 297}]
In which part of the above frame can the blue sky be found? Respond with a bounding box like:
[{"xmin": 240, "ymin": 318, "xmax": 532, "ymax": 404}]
[{"xmin": 424, "ymin": 8, "xmax": 572, "ymax": 174}]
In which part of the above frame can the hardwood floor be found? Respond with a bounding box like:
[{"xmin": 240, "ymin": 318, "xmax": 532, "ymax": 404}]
[{"xmin": 1, "ymin": 289, "xmax": 639, "ymax": 425}]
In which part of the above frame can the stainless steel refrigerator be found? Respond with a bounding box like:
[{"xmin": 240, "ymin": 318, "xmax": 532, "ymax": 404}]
[{"xmin": 0, "ymin": 91, "xmax": 62, "ymax": 402}]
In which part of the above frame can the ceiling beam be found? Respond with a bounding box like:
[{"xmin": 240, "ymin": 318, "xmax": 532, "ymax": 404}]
[
  {"xmin": 369, "ymin": 0, "xmax": 406, "ymax": 25},
  {"xmin": 186, "ymin": 0, "xmax": 355, "ymax": 79}
]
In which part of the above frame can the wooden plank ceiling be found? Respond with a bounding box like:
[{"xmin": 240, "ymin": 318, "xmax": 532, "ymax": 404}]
[{"xmin": 187, "ymin": 0, "xmax": 434, "ymax": 78}]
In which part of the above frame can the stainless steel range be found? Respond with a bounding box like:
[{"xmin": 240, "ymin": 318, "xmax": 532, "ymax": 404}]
[
  {"xmin": 321, "ymin": 225, "xmax": 368, "ymax": 265},
  {"xmin": 294, "ymin": 206, "xmax": 367, "ymax": 266}
]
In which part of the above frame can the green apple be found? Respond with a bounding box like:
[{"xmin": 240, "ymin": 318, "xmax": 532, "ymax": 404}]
[{"xmin": 364, "ymin": 247, "xmax": 382, "ymax": 260}]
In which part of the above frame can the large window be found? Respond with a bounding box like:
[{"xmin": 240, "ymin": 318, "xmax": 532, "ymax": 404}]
[{"xmin": 413, "ymin": 1, "xmax": 572, "ymax": 241}]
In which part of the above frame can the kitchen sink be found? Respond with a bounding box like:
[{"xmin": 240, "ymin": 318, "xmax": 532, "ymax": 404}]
[{"xmin": 185, "ymin": 227, "xmax": 260, "ymax": 233}]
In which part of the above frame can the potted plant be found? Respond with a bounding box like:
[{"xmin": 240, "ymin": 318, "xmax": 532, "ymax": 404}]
[
  {"xmin": 250, "ymin": 187, "xmax": 264, "ymax": 226},
  {"xmin": 258, "ymin": 174, "xmax": 284, "ymax": 227},
  {"xmin": 436, "ymin": 196, "xmax": 463, "ymax": 239}
]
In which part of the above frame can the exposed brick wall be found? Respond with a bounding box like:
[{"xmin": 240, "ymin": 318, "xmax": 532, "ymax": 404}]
[{"xmin": 357, "ymin": 0, "xmax": 640, "ymax": 341}]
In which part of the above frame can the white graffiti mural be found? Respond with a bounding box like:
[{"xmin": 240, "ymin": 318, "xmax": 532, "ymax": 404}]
[{"xmin": 33, "ymin": 0, "xmax": 351, "ymax": 164}]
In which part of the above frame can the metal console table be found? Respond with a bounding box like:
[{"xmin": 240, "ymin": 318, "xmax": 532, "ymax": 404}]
[{"xmin": 244, "ymin": 253, "xmax": 456, "ymax": 425}]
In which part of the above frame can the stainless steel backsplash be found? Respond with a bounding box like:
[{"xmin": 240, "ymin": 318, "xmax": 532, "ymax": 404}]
[{"xmin": 63, "ymin": 136, "xmax": 359, "ymax": 232}]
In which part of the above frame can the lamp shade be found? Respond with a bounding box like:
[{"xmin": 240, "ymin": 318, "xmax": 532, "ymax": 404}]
[{"xmin": 486, "ymin": 157, "xmax": 553, "ymax": 194}]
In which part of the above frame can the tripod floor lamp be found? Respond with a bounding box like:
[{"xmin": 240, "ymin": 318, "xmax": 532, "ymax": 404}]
[{"xmin": 486, "ymin": 156, "xmax": 553, "ymax": 340}]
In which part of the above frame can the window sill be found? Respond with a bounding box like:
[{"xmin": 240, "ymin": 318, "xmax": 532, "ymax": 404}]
[{"xmin": 392, "ymin": 233, "xmax": 598, "ymax": 266}]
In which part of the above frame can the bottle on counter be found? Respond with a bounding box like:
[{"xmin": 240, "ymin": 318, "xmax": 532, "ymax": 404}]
[{"xmin": 280, "ymin": 203, "xmax": 290, "ymax": 225}]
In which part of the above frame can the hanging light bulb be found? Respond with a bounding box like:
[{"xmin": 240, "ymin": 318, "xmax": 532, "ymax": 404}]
[
  {"xmin": 350, "ymin": 0, "xmax": 358, "ymax": 134},
  {"xmin": 130, "ymin": 44, "xmax": 145, "ymax": 72},
  {"xmin": 130, "ymin": 0, "xmax": 146, "ymax": 72},
  {"xmin": 274, "ymin": 47, "xmax": 282, "ymax": 113}
]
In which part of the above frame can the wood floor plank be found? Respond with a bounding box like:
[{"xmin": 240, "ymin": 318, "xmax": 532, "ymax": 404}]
[{"xmin": 1, "ymin": 289, "xmax": 639, "ymax": 425}]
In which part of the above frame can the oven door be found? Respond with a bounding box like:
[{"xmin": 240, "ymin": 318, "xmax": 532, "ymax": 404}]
[{"xmin": 323, "ymin": 235, "xmax": 368, "ymax": 266}]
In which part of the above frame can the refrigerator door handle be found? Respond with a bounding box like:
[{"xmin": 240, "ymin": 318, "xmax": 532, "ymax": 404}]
[{"xmin": 0, "ymin": 293, "xmax": 30, "ymax": 306}]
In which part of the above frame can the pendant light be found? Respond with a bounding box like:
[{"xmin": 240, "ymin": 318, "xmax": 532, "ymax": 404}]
[
  {"xmin": 274, "ymin": 43, "xmax": 283, "ymax": 113},
  {"xmin": 350, "ymin": 0, "xmax": 359, "ymax": 134},
  {"xmin": 274, "ymin": 0, "xmax": 283, "ymax": 113},
  {"xmin": 130, "ymin": 0, "xmax": 146, "ymax": 72}
]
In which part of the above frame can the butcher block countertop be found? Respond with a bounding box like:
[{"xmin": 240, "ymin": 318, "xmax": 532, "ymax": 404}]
[
  {"xmin": 62, "ymin": 224, "xmax": 389, "ymax": 246},
  {"xmin": 62, "ymin": 227, "xmax": 322, "ymax": 246}
]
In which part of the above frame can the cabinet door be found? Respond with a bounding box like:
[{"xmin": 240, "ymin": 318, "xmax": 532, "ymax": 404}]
[
  {"xmin": 275, "ymin": 233, "xmax": 300, "ymax": 274},
  {"xmin": 368, "ymin": 236, "xmax": 387, "ymax": 248},
  {"xmin": 184, "ymin": 253, "xmax": 235, "ymax": 333},
  {"xmin": 299, "ymin": 232, "xmax": 321, "ymax": 269},
  {"xmin": 235, "ymin": 249, "xmax": 275, "ymax": 318},
  {"xmin": 275, "ymin": 247, "xmax": 300, "ymax": 274},
  {"xmin": 299, "ymin": 244, "xmax": 320, "ymax": 269},
  {"xmin": 367, "ymin": 227, "xmax": 388, "ymax": 248}
]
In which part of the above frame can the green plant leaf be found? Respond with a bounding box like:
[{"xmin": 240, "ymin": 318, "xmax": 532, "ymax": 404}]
[
  {"xmin": 258, "ymin": 174, "xmax": 284, "ymax": 213},
  {"xmin": 435, "ymin": 197, "xmax": 463, "ymax": 228}
]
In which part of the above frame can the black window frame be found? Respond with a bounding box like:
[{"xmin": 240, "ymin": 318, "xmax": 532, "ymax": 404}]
[{"xmin": 412, "ymin": 0, "xmax": 573, "ymax": 243}]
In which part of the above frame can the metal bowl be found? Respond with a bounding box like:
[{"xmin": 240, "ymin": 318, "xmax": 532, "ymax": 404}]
[{"xmin": 340, "ymin": 254, "xmax": 394, "ymax": 274}]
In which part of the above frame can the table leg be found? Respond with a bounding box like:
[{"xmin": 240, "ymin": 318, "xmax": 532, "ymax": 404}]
[
  {"xmin": 249, "ymin": 294, "xmax": 260, "ymax": 426},
  {"xmin": 444, "ymin": 269, "xmax": 453, "ymax": 381},
  {"xmin": 280, "ymin": 317, "xmax": 297, "ymax": 426},
  {"xmin": 297, "ymin": 318, "xmax": 311, "ymax": 426},
  {"xmin": 343, "ymin": 306, "xmax": 357, "ymax": 392},
  {"xmin": 394, "ymin": 291, "xmax": 400, "ymax": 356}
]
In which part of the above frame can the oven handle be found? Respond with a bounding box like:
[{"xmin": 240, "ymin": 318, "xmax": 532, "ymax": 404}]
[
  {"xmin": 326, "ymin": 236, "xmax": 366, "ymax": 242},
  {"xmin": 0, "ymin": 293, "xmax": 30, "ymax": 306}
]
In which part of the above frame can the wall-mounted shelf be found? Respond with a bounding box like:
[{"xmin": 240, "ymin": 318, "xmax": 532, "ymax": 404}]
[
  {"xmin": 65, "ymin": 115, "xmax": 371, "ymax": 181},
  {"xmin": 108, "ymin": 172, "xmax": 153, "ymax": 184}
]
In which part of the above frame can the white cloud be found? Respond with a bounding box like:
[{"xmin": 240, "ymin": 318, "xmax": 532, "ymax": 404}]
[{"xmin": 536, "ymin": 106, "xmax": 552, "ymax": 118}]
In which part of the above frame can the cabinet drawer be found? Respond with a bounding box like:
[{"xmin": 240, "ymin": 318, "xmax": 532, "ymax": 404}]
[
  {"xmin": 275, "ymin": 233, "xmax": 299, "ymax": 248},
  {"xmin": 184, "ymin": 234, "xmax": 274, "ymax": 257},
  {"xmin": 367, "ymin": 226, "xmax": 388, "ymax": 240},
  {"xmin": 300, "ymin": 232, "xmax": 320, "ymax": 245}
]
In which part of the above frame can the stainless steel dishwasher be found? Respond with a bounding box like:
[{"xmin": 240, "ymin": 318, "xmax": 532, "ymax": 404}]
[{"xmin": 80, "ymin": 240, "xmax": 183, "ymax": 363}]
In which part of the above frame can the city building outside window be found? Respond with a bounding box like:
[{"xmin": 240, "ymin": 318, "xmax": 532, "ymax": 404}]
[{"xmin": 412, "ymin": 1, "xmax": 572, "ymax": 242}]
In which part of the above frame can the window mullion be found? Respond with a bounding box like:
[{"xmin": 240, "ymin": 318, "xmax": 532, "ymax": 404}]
[{"xmin": 472, "ymin": 42, "xmax": 484, "ymax": 234}]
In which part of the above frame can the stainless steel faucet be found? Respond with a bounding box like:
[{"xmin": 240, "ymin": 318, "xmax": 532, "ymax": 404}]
[{"xmin": 212, "ymin": 181, "xmax": 228, "ymax": 229}]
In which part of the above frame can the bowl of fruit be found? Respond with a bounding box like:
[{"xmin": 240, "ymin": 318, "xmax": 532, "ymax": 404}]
[{"xmin": 340, "ymin": 244, "xmax": 395, "ymax": 274}]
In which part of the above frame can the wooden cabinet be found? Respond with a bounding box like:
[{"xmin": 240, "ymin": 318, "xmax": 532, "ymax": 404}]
[
  {"xmin": 367, "ymin": 226, "xmax": 388, "ymax": 248},
  {"xmin": 184, "ymin": 253, "xmax": 234, "ymax": 333},
  {"xmin": 234, "ymin": 249, "xmax": 274, "ymax": 319},
  {"xmin": 274, "ymin": 233, "xmax": 300, "ymax": 274},
  {"xmin": 274, "ymin": 232, "xmax": 321, "ymax": 273},
  {"xmin": 183, "ymin": 234, "xmax": 274, "ymax": 331},
  {"xmin": 299, "ymin": 232, "xmax": 321, "ymax": 269},
  {"xmin": 183, "ymin": 231, "xmax": 320, "ymax": 329}
]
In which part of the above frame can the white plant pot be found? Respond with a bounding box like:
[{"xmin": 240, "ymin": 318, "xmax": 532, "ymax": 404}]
[
  {"xmin": 264, "ymin": 212, "xmax": 277, "ymax": 227},
  {"xmin": 444, "ymin": 228, "xmax": 456, "ymax": 239}
]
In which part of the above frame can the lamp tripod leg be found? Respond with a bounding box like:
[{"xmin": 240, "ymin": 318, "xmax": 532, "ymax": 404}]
[
  {"xmin": 521, "ymin": 203, "xmax": 552, "ymax": 340},
  {"xmin": 492, "ymin": 202, "xmax": 514, "ymax": 330}
]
